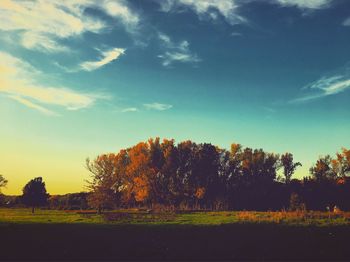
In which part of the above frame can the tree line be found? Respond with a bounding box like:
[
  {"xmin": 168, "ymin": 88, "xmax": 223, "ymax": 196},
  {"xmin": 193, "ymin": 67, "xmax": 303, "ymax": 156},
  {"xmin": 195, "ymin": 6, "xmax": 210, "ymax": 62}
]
[
  {"xmin": 1, "ymin": 138, "xmax": 349, "ymax": 212},
  {"xmin": 86, "ymin": 138, "xmax": 350, "ymax": 212}
]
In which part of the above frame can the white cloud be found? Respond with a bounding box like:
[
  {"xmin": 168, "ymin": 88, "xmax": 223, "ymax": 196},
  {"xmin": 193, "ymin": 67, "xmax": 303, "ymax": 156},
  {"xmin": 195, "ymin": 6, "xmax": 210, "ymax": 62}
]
[
  {"xmin": 80, "ymin": 48, "xmax": 125, "ymax": 71},
  {"xmin": 121, "ymin": 107, "xmax": 138, "ymax": 112},
  {"xmin": 159, "ymin": 52, "xmax": 201, "ymax": 66},
  {"xmin": 158, "ymin": 0, "xmax": 245, "ymax": 25},
  {"xmin": 274, "ymin": 0, "xmax": 332, "ymax": 9},
  {"xmin": 21, "ymin": 32, "xmax": 69, "ymax": 53},
  {"xmin": 290, "ymin": 72, "xmax": 350, "ymax": 103},
  {"xmin": 0, "ymin": 0, "xmax": 139, "ymax": 52},
  {"xmin": 0, "ymin": 51, "xmax": 105, "ymax": 115},
  {"xmin": 143, "ymin": 103, "xmax": 173, "ymax": 111},
  {"xmin": 158, "ymin": 33, "xmax": 200, "ymax": 66},
  {"xmin": 343, "ymin": 17, "xmax": 350, "ymax": 26},
  {"xmin": 101, "ymin": 0, "xmax": 140, "ymax": 30}
]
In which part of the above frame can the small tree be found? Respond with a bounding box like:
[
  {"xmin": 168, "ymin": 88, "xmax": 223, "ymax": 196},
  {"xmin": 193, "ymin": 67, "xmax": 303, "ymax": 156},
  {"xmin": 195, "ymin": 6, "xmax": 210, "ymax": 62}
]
[
  {"xmin": 22, "ymin": 177, "xmax": 49, "ymax": 213},
  {"xmin": 0, "ymin": 175, "xmax": 8, "ymax": 193},
  {"xmin": 289, "ymin": 192, "xmax": 305, "ymax": 211}
]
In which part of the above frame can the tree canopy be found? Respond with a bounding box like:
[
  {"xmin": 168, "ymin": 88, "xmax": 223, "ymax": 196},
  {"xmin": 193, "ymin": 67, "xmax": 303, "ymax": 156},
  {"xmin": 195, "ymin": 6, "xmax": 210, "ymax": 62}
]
[
  {"xmin": 22, "ymin": 177, "xmax": 49, "ymax": 213},
  {"xmin": 85, "ymin": 138, "xmax": 350, "ymax": 211}
]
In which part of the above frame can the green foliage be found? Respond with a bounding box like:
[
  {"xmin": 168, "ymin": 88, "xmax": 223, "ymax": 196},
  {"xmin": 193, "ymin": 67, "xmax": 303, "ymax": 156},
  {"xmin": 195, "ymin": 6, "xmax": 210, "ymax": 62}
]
[{"xmin": 49, "ymin": 193, "xmax": 89, "ymax": 210}]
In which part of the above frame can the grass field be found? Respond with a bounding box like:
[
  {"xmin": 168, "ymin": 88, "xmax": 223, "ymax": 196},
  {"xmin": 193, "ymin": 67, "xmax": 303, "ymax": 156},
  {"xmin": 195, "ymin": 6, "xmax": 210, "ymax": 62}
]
[
  {"xmin": 1, "ymin": 208, "xmax": 350, "ymax": 260},
  {"xmin": 1, "ymin": 208, "xmax": 350, "ymax": 225}
]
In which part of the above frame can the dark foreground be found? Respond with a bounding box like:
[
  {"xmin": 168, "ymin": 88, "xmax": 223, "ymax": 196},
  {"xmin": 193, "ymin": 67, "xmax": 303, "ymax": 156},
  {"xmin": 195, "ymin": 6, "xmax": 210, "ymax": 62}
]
[{"xmin": 1, "ymin": 223, "xmax": 350, "ymax": 261}]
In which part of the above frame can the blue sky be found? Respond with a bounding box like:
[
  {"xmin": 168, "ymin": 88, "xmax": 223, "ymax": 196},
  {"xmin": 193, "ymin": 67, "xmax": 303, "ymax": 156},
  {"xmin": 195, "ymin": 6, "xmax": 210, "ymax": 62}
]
[{"xmin": 1, "ymin": 0, "xmax": 350, "ymax": 194}]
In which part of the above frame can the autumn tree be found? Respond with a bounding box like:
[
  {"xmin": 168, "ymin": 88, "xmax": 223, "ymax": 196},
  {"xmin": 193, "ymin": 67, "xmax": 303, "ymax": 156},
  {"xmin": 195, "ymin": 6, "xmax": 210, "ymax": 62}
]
[
  {"xmin": 83, "ymin": 138, "xmax": 350, "ymax": 211},
  {"xmin": 124, "ymin": 142, "xmax": 154, "ymax": 205},
  {"xmin": 335, "ymin": 148, "xmax": 350, "ymax": 177},
  {"xmin": 310, "ymin": 155, "xmax": 337, "ymax": 182},
  {"xmin": 22, "ymin": 177, "xmax": 49, "ymax": 213},
  {"xmin": 241, "ymin": 148, "xmax": 279, "ymax": 183},
  {"xmin": 86, "ymin": 154, "xmax": 120, "ymax": 213},
  {"xmin": 281, "ymin": 153, "xmax": 302, "ymax": 183},
  {"xmin": 159, "ymin": 139, "xmax": 179, "ymax": 205}
]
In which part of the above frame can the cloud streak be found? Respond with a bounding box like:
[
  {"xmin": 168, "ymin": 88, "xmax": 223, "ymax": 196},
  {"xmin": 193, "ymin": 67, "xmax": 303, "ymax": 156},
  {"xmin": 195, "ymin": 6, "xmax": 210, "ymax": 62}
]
[
  {"xmin": 273, "ymin": 0, "xmax": 332, "ymax": 10},
  {"xmin": 80, "ymin": 48, "xmax": 125, "ymax": 71},
  {"xmin": 121, "ymin": 107, "xmax": 138, "ymax": 112},
  {"xmin": 158, "ymin": 0, "xmax": 245, "ymax": 25},
  {"xmin": 158, "ymin": 33, "xmax": 200, "ymax": 66},
  {"xmin": 290, "ymin": 68, "xmax": 350, "ymax": 103},
  {"xmin": 143, "ymin": 103, "xmax": 173, "ymax": 111},
  {"xmin": 8, "ymin": 95, "xmax": 59, "ymax": 116},
  {"xmin": 0, "ymin": 51, "xmax": 105, "ymax": 115}
]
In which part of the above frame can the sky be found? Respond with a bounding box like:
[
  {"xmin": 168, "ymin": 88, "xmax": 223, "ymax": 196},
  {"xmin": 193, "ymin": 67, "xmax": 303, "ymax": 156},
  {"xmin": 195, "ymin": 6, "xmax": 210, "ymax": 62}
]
[{"xmin": 1, "ymin": 0, "xmax": 350, "ymax": 195}]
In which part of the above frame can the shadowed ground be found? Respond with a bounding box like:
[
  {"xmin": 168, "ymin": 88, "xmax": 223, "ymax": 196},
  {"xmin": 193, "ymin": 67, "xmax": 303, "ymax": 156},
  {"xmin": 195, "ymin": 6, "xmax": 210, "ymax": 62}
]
[{"xmin": 1, "ymin": 223, "xmax": 350, "ymax": 261}]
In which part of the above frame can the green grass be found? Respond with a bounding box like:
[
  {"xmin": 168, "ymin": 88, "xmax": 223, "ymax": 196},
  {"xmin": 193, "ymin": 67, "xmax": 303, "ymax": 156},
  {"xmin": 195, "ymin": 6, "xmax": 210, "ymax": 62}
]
[
  {"xmin": 1, "ymin": 208, "xmax": 350, "ymax": 260},
  {"xmin": 1, "ymin": 208, "xmax": 350, "ymax": 226},
  {"xmin": 0, "ymin": 208, "xmax": 104, "ymax": 224}
]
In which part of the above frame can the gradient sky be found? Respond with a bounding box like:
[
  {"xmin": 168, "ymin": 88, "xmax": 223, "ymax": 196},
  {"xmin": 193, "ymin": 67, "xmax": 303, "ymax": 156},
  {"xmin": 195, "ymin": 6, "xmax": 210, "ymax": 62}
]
[{"xmin": 1, "ymin": 0, "xmax": 350, "ymax": 195}]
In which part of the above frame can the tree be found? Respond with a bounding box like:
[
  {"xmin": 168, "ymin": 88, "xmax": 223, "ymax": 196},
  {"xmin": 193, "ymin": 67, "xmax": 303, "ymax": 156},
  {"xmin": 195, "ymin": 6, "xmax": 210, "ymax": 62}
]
[
  {"xmin": 86, "ymin": 154, "xmax": 120, "ymax": 213},
  {"xmin": 191, "ymin": 143, "xmax": 220, "ymax": 207},
  {"xmin": 124, "ymin": 142, "xmax": 155, "ymax": 206},
  {"xmin": 289, "ymin": 192, "xmax": 305, "ymax": 211},
  {"xmin": 22, "ymin": 177, "xmax": 49, "ymax": 213},
  {"xmin": 281, "ymin": 153, "xmax": 302, "ymax": 184},
  {"xmin": 335, "ymin": 148, "xmax": 350, "ymax": 177},
  {"xmin": 310, "ymin": 155, "xmax": 337, "ymax": 182},
  {"xmin": 0, "ymin": 175, "xmax": 8, "ymax": 193}
]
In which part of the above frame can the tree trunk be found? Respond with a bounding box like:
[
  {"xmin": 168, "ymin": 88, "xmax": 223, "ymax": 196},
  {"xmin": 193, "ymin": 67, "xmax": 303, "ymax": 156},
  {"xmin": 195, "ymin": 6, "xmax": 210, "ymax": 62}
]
[{"xmin": 32, "ymin": 207, "xmax": 35, "ymax": 214}]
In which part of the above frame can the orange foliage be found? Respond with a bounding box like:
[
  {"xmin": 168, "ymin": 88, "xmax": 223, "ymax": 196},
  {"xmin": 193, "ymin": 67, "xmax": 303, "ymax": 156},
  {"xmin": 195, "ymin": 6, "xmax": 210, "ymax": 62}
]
[{"xmin": 195, "ymin": 187, "xmax": 206, "ymax": 199}]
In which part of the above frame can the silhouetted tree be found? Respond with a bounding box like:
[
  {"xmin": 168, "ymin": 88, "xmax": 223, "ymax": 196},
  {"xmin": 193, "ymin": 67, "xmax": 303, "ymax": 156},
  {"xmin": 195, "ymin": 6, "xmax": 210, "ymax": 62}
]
[
  {"xmin": 281, "ymin": 153, "xmax": 302, "ymax": 183},
  {"xmin": 22, "ymin": 177, "xmax": 49, "ymax": 213},
  {"xmin": 0, "ymin": 175, "xmax": 8, "ymax": 193},
  {"xmin": 161, "ymin": 139, "xmax": 179, "ymax": 205}
]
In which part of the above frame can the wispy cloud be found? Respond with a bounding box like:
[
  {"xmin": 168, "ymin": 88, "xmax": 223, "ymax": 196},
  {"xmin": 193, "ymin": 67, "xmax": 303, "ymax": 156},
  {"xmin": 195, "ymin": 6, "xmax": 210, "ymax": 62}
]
[
  {"xmin": 158, "ymin": 0, "xmax": 245, "ymax": 25},
  {"xmin": 290, "ymin": 68, "xmax": 350, "ymax": 103},
  {"xmin": 121, "ymin": 107, "xmax": 138, "ymax": 112},
  {"xmin": 0, "ymin": 0, "xmax": 140, "ymax": 53},
  {"xmin": 80, "ymin": 48, "xmax": 125, "ymax": 71},
  {"xmin": 0, "ymin": 51, "xmax": 106, "ymax": 115},
  {"xmin": 158, "ymin": 33, "xmax": 200, "ymax": 66},
  {"xmin": 21, "ymin": 32, "xmax": 70, "ymax": 53},
  {"xmin": 273, "ymin": 0, "xmax": 332, "ymax": 10},
  {"xmin": 101, "ymin": 0, "xmax": 140, "ymax": 32},
  {"xmin": 143, "ymin": 102, "xmax": 173, "ymax": 111},
  {"xmin": 343, "ymin": 17, "xmax": 350, "ymax": 26},
  {"xmin": 8, "ymin": 95, "xmax": 58, "ymax": 116}
]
